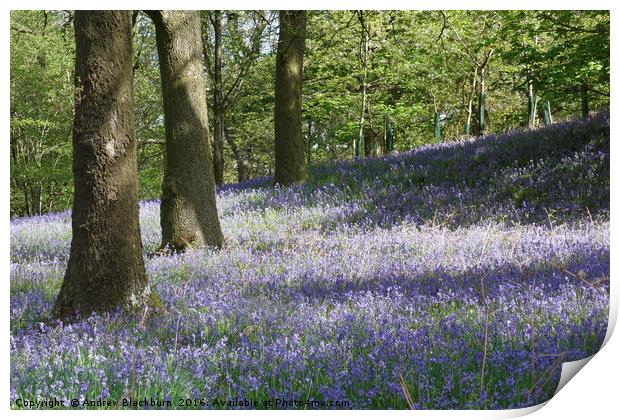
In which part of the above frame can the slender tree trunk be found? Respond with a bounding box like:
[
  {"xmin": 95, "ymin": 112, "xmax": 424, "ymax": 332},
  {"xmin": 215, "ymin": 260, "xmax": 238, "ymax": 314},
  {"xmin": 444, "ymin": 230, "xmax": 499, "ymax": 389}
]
[
  {"xmin": 434, "ymin": 112, "xmax": 442, "ymax": 143},
  {"xmin": 149, "ymin": 11, "xmax": 224, "ymax": 251},
  {"xmin": 527, "ymin": 37, "xmax": 539, "ymax": 128},
  {"xmin": 581, "ymin": 83, "xmax": 589, "ymax": 117},
  {"xmin": 307, "ymin": 119, "xmax": 313, "ymax": 165},
  {"xmin": 22, "ymin": 182, "xmax": 31, "ymax": 217},
  {"xmin": 53, "ymin": 11, "xmax": 148, "ymax": 320},
  {"xmin": 364, "ymin": 129, "xmax": 373, "ymax": 157},
  {"xmin": 212, "ymin": 10, "xmax": 225, "ymax": 185},
  {"xmin": 465, "ymin": 68, "xmax": 477, "ymax": 136},
  {"xmin": 543, "ymin": 100, "xmax": 553, "ymax": 125},
  {"xmin": 527, "ymin": 77, "xmax": 537, "ymax": 128},
  {"xmin": 32, "ymin": 185, "xmax": 42, "ymax": 215},
  {"xmin": 274, "ymin": 10, "xmax": 307, "ymax": 186},
  {"xmin": 384, "ymin": 115, "xmax": 393, "ymax": 153},
  {"xmin": 237, "ymin": 156, "xmax": 251, "ymax": 182},
  {"xmin": 356, "ymin": 14, "xmax": 369, "ymax": 158},
  {"xmin": 224, "ymin": 128, "xmax": 251, "ymax": 182},
  {"xmin": 479, "ymin": 66, "xmax": 486, "ymax": 136}
]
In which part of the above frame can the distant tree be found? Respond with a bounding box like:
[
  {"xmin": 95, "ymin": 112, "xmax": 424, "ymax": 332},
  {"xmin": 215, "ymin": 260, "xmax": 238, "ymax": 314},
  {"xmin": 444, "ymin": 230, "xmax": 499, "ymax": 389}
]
[
  {"xmin": 9, "ymin": 10, "xmax": 611, "ymax": 213},
  {"xmin": 444, "ymin": 11, "xmax": 496, "ymax": 136},
  {"xmin": 202, "ymin": 10, "xmax": 270, "ymax": 184},
  {"xmin": 356, "ymin": 11, "xmax": 369, "ymax": 157},
  {"xmin": 148, "ymin": 10, "xmax": 224, "ymax": 251},
  {"xmin": 210, "ymin": 10, "xmax": 225, "ymax": 185},
  {"xmin": 10, "ymin": 11, "xmax": 75, "ymax": 216},
  {"xmin": 53, "ymin": 11, "xmax": 148, "ymax": 319},
  {"xmin": 274, "ymin": 10, "xmax": 307, "ymax": 186}
]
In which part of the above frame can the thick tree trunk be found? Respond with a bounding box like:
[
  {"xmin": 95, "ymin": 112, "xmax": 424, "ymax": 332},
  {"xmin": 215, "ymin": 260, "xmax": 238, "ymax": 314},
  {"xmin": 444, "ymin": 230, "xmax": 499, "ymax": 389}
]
[
  {"xmin": 212, "ymin": 10, "xmax": 225, "ymax": 185},
  {"xmin": 53, "ymin": 11, "xmax": 148, "ymax": 320},
  {"xmin": 274, "ymin": 10, "xmax": 307, "ymax": 186},
  {"xmin": 150, "ymin": 11, "xmax": 224, "ymax": 251}
]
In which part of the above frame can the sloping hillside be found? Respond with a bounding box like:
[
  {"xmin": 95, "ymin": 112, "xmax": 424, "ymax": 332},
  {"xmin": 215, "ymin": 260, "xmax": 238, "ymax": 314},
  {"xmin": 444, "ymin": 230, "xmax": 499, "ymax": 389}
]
[{"xmin": 10, "ymin": 112, "xmax": 609, "ymax": 409}]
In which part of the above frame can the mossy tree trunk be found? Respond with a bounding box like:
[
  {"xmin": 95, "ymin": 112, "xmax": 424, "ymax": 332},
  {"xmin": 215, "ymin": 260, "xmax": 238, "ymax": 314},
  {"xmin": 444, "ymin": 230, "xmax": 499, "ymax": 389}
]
[
  {"xmin": 274, "ymin": 10, "xmax": 307, "ymax": 186},
  {"xmin": 53, "ymin": 11, "xmax": 148, "ymax": 320},
  {"xmin": 149, "ymin": 11, "xmax": 224, "ymax": 251}
]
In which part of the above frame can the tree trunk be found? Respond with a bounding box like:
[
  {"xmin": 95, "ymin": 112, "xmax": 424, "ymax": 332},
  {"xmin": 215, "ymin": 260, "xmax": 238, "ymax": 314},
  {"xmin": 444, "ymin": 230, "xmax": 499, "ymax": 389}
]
[
  {"xmin": 434, "ymin": 112, "xmax": 442, "ymax": 144},
  {"xmin": 224, "ymin": 128, "xmax": 251, "ymax": 182},
  {"xmin": 53, "ymin": 11, "xmax": 148, "ymax": 320},
  {"xmin": 364, "ymin": 128, "xmax": 373, "ymax": 157},
  {"xmin": 212, "ymin": 10, "xmax": 225, "ymax": 185},
  {"xmin": 465, "ymin": 68, "xmax": 477, "ymax": 136},
  {"xmin": 543, "ymin": 100, "xmax": 553, "ymax": 125},
  {"xmin": 32, "ymin": 185, "xmax": 42, "ymax": 215},
  {"xmin": 22, "ymin": 182, "xmax": 30, "ymax": 217},
  {"xmin": 384, "ymin": 115, "xmax": 393, "ymax": 153},
  {"xmin": 306, "ymin": 119, "xmax": 313, "ymax": 165},
  {"xmin": 581, "ymin": 83, "xmax": 589, "ymax": 117},
  {"xmin": 527, "ymin": 77, "xmax": 537, "ymax": 128},
  {"xmin": 356, "ymin": 13, "xmax": 369, "ymax": 158},
  {"xmin": 274, "ymin": 10, "xmax": 307, "ymax": 186},
  {"xmin": 238, "ymin": 156, "xmax": 251, "ymax": 182},
  {"xmin": 478, "ymin": 67, "xmax": 486, "ymax": 137},
  {"xmin": 149, "ymin": 11, "xmax": 224, "ymax": 251}
]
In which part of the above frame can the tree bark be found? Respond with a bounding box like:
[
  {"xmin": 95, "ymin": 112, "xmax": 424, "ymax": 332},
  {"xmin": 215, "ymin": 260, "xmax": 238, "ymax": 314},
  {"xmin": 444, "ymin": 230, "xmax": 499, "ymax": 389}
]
[
  {"xmin": 212, "ymin": 10, "xmax": 225, "ymax": 185},
  {"xmin": 274, "ymin": 10, "xmax": 307, "ymax": 186},
  {"xmin": 53, "ymin": 11, "xmax": 148, "ymax": 320},
  {"xmin": 149, "ymin": 11, "xmax": 224, "ymax": 251}
]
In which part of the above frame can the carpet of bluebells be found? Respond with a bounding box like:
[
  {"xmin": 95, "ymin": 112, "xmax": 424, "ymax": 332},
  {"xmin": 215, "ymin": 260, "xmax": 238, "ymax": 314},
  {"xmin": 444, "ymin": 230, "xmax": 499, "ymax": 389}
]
[{"xmin": 10, "ymin": 111, "xmax": 609, "ymax": 409}]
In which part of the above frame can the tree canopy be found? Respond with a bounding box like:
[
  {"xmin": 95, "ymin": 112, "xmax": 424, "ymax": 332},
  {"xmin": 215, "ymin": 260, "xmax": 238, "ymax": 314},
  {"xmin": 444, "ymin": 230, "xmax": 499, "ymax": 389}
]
[{"xmin": 9, "ymin": 10, "xmax": 610, "ymax": 216}]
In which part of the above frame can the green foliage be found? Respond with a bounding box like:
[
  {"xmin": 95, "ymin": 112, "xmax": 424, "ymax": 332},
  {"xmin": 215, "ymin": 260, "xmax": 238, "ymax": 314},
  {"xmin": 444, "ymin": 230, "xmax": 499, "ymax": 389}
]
[
  {"xmin": 10, "ymin": 11, "xmax": 75, "ymax": 216},
  {"xmin": 9, "ymin": 10, "xmax": 610, "ymax": 216}
]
